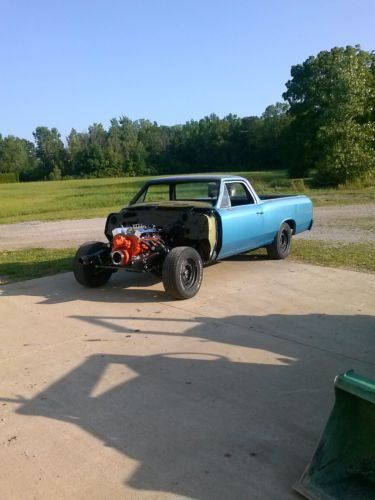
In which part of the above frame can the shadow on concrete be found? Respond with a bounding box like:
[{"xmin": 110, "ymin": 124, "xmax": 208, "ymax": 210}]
[
  {"xmin": 3, "ymin": 312, "xmax": 375, "ymax": 499},
  {"xmin": 224, "ymin": 251, "xmax": 270, "ymax": 262},
  {"xmin": 0, "ymin": 251, "xmax": 269, "ymax": 305},
  {"xmin": 0, "ymin": 270, "xmax": 171, "ymax": 304}
]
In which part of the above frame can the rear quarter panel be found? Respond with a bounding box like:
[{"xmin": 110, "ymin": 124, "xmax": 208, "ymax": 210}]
[{"xmin": 261, "ymin": 195, "xmax": 313, "ymax": 245}]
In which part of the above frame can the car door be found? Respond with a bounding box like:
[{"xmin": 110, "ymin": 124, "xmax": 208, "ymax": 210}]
[{"xmin": 217, "ymin": 182, "xmax": 264, "ymax": 258}]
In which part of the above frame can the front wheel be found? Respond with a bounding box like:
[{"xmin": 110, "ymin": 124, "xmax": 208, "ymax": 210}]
[
  {"xmin": 266, "ymin": 222, "xmax": 292, "ymax": 259},
  {"xmin": 73, "ymin": 241, "xmax": 112, "ymax": 287},
  {"xmin": 162, "ymin": 247, "xmax": 203, "ymax": 299}
]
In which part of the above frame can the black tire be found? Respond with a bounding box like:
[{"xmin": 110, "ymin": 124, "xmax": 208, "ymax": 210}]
[
  {"xmin": 73, "ymin": 241, "xmax": 112, "ymax": 287},
  {"xmin": 162, "ymin": 246, "xmax": 203, "ymax": 299},
  {"xmin": 266, "ymin": 222, "xmax": 292, "ymax": 259}
]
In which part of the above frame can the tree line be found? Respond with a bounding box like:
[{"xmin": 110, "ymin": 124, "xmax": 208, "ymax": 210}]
[{"xmin": 1, "ymin": 45, "xmax": 374, "ymax": 187}]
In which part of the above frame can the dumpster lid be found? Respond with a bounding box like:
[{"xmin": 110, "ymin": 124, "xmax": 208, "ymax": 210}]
[{"xmin": 335, "ymin": 370, "xmax": 375, "ymax": 404}]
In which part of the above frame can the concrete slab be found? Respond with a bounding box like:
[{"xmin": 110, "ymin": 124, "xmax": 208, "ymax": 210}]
[{"xmin": 0, "ymin": 258, "xmax": 374, "ymax": 499}]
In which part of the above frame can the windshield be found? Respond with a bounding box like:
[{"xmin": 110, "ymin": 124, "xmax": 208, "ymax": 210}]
[{"xmin": 132, "ymin": 180, "xmax": 220, "ymax": 206}]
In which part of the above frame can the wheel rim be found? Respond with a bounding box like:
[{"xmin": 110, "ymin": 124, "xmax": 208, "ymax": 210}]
[
  {"xmin": 180, "ymin": 258, "xmax": 198, "ymax": 289},
  {"xmin": 279, "ymin": 230, "xmax": 289, "ymax": 252}
]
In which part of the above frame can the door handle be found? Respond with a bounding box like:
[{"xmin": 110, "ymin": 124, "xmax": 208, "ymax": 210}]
[{"xmin": 256, "ymin": 211, "xmax": 264, "ymax": 215}]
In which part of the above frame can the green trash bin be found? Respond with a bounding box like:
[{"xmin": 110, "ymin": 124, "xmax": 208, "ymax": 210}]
[{"xmin": 294, "ymin": 370, "xmax": 375, "ymax": 499}]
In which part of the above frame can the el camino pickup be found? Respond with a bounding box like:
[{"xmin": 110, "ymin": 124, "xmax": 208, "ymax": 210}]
[{"xmin": 73, "ymin": 175, "xmax": 313, "ymax": 299}]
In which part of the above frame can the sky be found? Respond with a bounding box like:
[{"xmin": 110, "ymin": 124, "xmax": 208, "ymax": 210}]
[{"xmin": 1, "ymin": 0, "xmax": 374, "ymax": 140}]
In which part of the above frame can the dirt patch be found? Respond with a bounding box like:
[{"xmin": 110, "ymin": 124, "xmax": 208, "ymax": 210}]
[
  {"xmin": 0, "ymin": 218, "xmax": 106, "ymax": 250},
  {"xmin": 296, "ymin": 204, "xmax": 375, "ymax": 244},
  {"xmin": 0, "ymin": 204, "xmax": 374, "ymax": 250}
]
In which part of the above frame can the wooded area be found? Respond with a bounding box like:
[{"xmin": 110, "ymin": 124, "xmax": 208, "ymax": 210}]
[{"xmin": 1, "ymin": 46, "xmax": 374, "ymax": 187}]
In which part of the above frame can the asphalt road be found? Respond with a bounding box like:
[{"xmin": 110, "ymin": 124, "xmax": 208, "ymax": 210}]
[{"xmin": 0, "ymin": 258, "xmax": 374, "ymax": 499}]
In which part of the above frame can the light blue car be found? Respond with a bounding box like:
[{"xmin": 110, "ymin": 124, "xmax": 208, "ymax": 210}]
[{"xmin": 73, "ymin": 175, "xmax": 313, "ymax": 299}]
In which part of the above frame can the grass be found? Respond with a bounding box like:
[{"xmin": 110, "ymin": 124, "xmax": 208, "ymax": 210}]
[
  {"xmin": 0, "ymin": 171, "xmax": 374, "ymax": 224},
  {"xmin": 1, "ymin": 240, "xmax": 373, "ymax": 285},
  {"xmin": 252, "ymin": 240, "xmax": 374, "ymax": 273},
  {"xmin": 290, "ymin": 240, "xmax": 375, "ymax": 273},
  {"xmin": 0, "ymin": 170, "xmax": 373, "ymax": 282},
  {"xmin": 0, "ymin": 177, "xmax": 146, "ymax": 224},
  {"xmin": 0, "ymin": 248, "xmax": 75, "ymax": 284}
]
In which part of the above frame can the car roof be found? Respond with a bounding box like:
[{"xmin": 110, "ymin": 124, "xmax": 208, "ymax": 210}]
[{"xmin": 146, "ymin": 174, "xmax": 246, "ymax": 184}]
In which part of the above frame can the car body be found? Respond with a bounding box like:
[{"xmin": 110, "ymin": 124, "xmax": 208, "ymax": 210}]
[{"xmin": 74, "ymin": 175, "xmax": 313, "ymax": 299}]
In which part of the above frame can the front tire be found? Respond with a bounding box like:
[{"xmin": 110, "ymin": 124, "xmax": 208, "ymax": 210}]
[
  {"xmin": 162, "ymin": 247, "xmax": 203, "ymax": 299},
  {"xmin": 266, "ymin": 222, "xmax": 292, "ymax": 259},
  {"xmin": 73, "ymin": 241, "xmax": 112, "ymax": 287}
]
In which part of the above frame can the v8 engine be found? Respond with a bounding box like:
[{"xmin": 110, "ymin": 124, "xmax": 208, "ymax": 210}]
[{"xmin": 110, "ymin": 224, "xmax": 166, "ymax": 269}]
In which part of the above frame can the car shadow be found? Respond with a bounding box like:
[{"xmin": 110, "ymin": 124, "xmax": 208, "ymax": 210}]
[
  {"xmin": 0, "ymin": 270, "xmax": 172, "ymax": 304},
  {"xmin": 0, "ymin": 254, "xmax": 270, "ymax": 305},
  {"xmin": 224, "ymin": 251, "xmax": 270, "ymax": 262},
  {"xmin": 3, "ymin": 312, "xmax": 375, "ymax": 499}
]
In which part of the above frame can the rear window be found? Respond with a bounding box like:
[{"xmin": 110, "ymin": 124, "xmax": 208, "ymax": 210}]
[
  {"xmin": 175, "ymin": 182, "xmax": 219, "ymax": 201},
  {"xmin": 142, "ymin": 184, "xmax": 170, "ymax": 202},
  {"xmin": 134, "ymin": 180, "xmax": 221, "ymax": 205}
]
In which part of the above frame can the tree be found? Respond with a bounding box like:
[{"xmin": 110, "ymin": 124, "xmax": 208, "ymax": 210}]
[
  {"xmin": 67, "ymin": 128, "xmax": 87, "ymax": 176},
  {"xmin": 0, "ymin": 135, "xmax": 38, "ymax": 180},
  {"xmin": 33, "ymin": 127, "xmax": 67, "ymax": 179},
  {"xmin": 107, "ymin": 117, "xmax": 148, "ymax": 176},
  {"xmin": 73, "ymin": 143, "xmax": 108, "ymax": 177},
  {"xmin": 283, "ymin": 46, "xmax": 375, "ymax": 185},
  {"xmin": 137, "ymin": 119, "xmax": 169, "ymax": 171},
  {"xmin": 260, "ymin": 103, "xmax": 291, "ymax": 169}
]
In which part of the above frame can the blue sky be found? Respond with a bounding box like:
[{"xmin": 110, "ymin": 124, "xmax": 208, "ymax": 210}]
[{"xmin": 1, "ymin": 0, "xmax": 374, "ymax": 140}]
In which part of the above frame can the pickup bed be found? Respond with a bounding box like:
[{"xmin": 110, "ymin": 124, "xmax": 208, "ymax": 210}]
[{"xmin": 73, "ymin": 175, "xmax": 313, "ymax": 299}]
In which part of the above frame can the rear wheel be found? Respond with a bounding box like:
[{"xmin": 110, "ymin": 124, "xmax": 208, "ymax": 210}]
[
  {"xmin": 73, "ymin": 241, "xmax": 112, "ymax": 287},
  {"xmin": 266, "ymin": 222, "xmax": 292, "ymax": 259},
  {"xmin": 162, "ymin": 247, "xmax": 203, "ymax": 299}
]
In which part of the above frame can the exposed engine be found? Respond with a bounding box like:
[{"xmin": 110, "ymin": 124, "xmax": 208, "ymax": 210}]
[{"xmin": 110, "ymin": 224, "xmax": 166, "ymax": 269}]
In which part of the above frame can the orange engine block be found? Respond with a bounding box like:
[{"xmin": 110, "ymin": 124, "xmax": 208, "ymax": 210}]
[{"xmin": 111, "ymin": 233, "xmax": 160, "ymax": 266}]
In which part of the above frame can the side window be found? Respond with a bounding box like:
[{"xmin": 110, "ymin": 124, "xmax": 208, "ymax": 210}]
[
  {"xmin": 225, "ymin": 182, "xmax": 254, "ymax": 206},
  {"xmin": 220, "ymin": 185, "xmax": 231, "ymax": 208}
]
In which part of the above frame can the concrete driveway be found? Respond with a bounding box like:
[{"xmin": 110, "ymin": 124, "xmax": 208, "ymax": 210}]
[{"xmin": 0, "ymin": 258, "xmax": 374, "ymax": 499}]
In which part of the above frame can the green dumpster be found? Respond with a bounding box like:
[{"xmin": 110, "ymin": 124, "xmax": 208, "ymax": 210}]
[{"xmin": 294, "ymin": 370, "xmax": 375, "ymax": 499}]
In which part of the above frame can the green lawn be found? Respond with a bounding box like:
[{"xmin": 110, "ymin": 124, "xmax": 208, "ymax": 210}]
[
  {"xmin": 0, "ymin": 177, "xmax": 146, "ymax": 224},
  {"xmin": 1, "ymin": 240, "xmax": 373, "ymax": 285},
  {"xmin": 291, "ymin": 240, "xmax": 375, "ymax": 273},
  {"xmin": 0, "ymin": 172, "xmax": 374, "ymax": 224},
  {"xmin": 0, "ymin": 248, "xmax": 75, "ymax": 284},
  {"xmin": 252, "ymin": 241, "xmax": 375, "ymax": 273}
]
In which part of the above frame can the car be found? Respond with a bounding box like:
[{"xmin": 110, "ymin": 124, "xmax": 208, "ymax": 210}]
[{"xmin": 73, "ymin": 175, "xmax": 313, "ymax": 299}]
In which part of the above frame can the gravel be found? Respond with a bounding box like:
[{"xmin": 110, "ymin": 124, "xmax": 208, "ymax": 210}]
[
  {"xmin": 295, "ymin": 203, "xmax": 375, "ymax": 244},
  {"xmin": 0, "ymin": 204, "xmax": 374, "ymax": 250}
]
